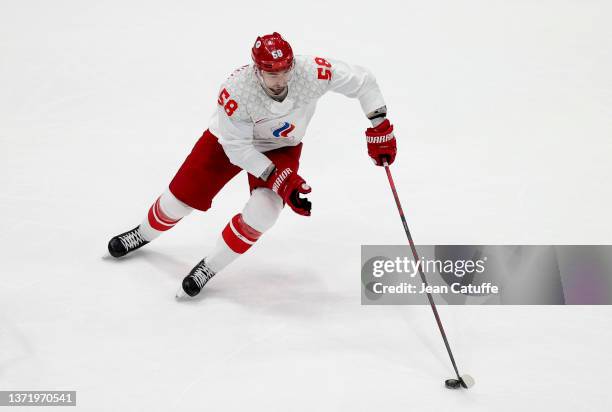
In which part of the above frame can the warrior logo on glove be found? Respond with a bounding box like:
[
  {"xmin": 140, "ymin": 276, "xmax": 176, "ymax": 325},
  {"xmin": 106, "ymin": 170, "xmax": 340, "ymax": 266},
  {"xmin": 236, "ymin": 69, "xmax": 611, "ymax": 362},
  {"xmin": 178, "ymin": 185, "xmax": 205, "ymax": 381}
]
[
  {"xmin": 267, "ymin": 167, "xmax": 312, "ymax": 216},
  {"xmin": 365, "ymin": 119, "xmax": 397, "ymax": 166}
]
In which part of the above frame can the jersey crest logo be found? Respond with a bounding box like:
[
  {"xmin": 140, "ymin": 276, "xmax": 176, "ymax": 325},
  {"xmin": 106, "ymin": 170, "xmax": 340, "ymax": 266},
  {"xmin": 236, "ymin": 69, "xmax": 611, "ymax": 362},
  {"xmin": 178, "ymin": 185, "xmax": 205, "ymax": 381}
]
[{"xmin": 272, "ymin": 122, "xmax": 295, "ymax": 138}]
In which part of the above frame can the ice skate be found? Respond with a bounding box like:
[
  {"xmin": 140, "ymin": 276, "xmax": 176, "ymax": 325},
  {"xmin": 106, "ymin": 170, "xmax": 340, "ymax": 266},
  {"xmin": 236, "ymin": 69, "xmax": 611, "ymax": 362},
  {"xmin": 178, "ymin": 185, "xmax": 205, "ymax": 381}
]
[
  {"xmin": 107, "ymin": 226, "xmax": 149, "ymax": 258},
  {"xmin": 176, "ymin": 259, "xmax": 216, "ymax": 298}
]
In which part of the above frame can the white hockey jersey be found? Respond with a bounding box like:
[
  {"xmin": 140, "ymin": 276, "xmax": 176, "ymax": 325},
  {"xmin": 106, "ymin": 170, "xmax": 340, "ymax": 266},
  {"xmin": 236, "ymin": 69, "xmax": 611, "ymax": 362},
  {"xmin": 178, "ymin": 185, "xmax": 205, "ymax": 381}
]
[{"xmin": 208, "ymin": 55, "xmax": 386, "ymax": 178}]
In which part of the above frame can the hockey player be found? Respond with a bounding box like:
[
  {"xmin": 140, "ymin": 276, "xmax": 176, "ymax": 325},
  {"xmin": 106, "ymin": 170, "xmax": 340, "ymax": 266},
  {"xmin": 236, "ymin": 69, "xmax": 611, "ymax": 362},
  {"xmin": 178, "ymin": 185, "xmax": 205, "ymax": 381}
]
[{"xmin": 108, "ymin": 32, "xmax": 397, "ymax": 298}]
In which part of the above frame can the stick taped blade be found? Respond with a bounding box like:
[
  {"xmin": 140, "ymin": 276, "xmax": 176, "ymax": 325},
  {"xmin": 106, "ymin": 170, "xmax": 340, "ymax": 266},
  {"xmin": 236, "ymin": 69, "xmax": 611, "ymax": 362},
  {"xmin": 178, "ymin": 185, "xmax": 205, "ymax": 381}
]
[{"xmin": 460, "ymin": 374, "xmax": 475, "ymax": 389}]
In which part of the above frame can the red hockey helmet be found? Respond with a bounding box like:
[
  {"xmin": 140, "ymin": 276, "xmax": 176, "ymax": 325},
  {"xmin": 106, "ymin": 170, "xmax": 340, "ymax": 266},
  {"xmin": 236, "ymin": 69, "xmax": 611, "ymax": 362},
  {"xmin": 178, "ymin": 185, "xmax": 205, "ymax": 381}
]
[{"xmin": 251, "ymin": 32, "xmax": 294, "ymax": 72}]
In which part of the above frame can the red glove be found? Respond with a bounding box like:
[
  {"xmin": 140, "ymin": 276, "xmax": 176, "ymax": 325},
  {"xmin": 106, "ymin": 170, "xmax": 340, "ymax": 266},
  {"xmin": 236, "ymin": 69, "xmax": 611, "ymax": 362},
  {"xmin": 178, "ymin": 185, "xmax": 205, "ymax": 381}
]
[
  {"xmin": 365, "ymin": 119, "xmax": 397, "ymax": 166},
  {"xmin": 267, "ymin": 167, "xmax": 312, "ymax": 216}
]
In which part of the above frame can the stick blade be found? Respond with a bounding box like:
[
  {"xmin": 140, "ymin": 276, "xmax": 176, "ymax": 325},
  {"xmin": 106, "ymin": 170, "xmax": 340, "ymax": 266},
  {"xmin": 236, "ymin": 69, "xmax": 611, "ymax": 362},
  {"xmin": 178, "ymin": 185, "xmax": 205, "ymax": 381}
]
[{"xmin": 460, "ymin": 374, "xmax": 475, "ymax": 389}]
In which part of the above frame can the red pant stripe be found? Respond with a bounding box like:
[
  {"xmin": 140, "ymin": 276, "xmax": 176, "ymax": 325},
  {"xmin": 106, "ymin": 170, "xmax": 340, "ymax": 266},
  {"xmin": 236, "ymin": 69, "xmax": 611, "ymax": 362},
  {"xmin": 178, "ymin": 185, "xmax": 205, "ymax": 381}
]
[
  {"xmin": 154, "ymin": 197, "xmax": 181, "ymax": 225},
  {"xmin": 222, "ymin": 214, "xmax": 262, "ymax": 254},
  {"xmin": 147, "ymin": 197, "xmax": 181, "ymax": 231},
  {"xmin": 231, "ymin": 214, "xmax": 261, "ymax": 242}
]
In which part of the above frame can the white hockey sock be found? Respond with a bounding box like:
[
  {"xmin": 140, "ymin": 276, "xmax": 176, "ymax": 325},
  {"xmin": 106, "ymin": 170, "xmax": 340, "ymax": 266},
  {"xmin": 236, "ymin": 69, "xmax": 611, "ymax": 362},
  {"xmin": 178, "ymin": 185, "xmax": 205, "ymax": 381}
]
[
  {"xmin": 206, "ymin": 188, "xmax": 283, "ymax": 273},
  {"xmin": 139, "ymin": 189, "xmax": 193, "ymax": 241}
]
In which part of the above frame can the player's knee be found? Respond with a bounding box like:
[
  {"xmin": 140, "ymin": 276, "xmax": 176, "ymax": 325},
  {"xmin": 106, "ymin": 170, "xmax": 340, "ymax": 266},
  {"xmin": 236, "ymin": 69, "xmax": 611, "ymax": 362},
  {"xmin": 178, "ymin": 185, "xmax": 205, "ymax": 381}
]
[
  {"xmin": 242, "ymin": 188, "xmax": 283, "ymax": 232},
  {"xmin": 161, "ymin": 189, "xmax": 194, "ymax": 219}
]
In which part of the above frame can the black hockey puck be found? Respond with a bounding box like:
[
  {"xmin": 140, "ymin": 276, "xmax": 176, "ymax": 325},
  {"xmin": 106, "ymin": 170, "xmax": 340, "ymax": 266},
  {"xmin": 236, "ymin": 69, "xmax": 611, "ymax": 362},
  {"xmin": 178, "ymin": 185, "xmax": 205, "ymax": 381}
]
[{"xmin": 445, "ymin": 379, "xmax": 461, "ymax": 389}]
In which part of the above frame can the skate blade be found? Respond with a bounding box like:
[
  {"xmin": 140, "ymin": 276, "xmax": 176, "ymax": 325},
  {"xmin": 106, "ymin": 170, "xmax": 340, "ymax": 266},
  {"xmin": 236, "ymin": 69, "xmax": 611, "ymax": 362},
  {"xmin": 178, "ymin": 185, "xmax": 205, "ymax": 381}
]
[{"xmin": 175, "ymin": 287, "xmax": 187, "ymax": 299}]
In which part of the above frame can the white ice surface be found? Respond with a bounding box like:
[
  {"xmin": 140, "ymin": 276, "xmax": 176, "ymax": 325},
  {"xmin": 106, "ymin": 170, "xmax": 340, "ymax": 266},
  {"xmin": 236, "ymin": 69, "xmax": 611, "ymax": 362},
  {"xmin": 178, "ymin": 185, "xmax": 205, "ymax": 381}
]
[{"xmin": 1, "ymin": 1, "xmax": 611, "ymax": 411}]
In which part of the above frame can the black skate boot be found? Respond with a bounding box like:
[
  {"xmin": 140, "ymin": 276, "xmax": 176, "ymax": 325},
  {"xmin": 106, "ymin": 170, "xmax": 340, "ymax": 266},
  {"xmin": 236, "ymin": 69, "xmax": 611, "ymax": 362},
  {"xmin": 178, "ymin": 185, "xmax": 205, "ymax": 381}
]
[
  {"xmin": 176, "ymin": 259, "xmax": 216, "ymax": 298},
  {"xmin": 108, "ymin": 226, "xmax": 149, "ymax": 258}
]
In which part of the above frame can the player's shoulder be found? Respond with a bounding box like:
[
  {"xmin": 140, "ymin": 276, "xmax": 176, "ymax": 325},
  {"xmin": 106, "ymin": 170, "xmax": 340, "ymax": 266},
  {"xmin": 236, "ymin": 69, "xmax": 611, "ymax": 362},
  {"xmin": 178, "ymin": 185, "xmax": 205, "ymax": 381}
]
[
  {"xmin": 294, "ymin": 55, "xmax": 317, "ymax": 70},
  {"xmin": 292, "ymin": 55, "xmax": 334, "ymax": 96},
  {"xmin": 294, "ymin": 55, "xmax": 333, "ymax": 76},
  {"xmin": 217, "ymin": 65, "xmax": 259, "ymax": 120},
  {"xmin": 220, "ymin": 64, "xmax": 257, "ymax": 95}
]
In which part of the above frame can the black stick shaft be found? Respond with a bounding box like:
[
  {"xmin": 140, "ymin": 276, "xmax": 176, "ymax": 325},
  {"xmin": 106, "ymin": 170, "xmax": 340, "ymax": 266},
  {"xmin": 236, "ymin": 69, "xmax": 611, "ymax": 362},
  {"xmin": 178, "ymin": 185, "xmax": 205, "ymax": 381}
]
[{"xmin": 383, "ymin": 162, "xmax": 462, "ymax": 380}]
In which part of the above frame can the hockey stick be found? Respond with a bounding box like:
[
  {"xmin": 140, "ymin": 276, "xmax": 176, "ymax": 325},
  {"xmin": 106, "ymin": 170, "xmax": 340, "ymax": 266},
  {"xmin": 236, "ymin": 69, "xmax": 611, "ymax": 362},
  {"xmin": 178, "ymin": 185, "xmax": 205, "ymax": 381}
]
[{"xmin": 382, "ymin": 160, "xmax": 474, "ymax": 389}]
